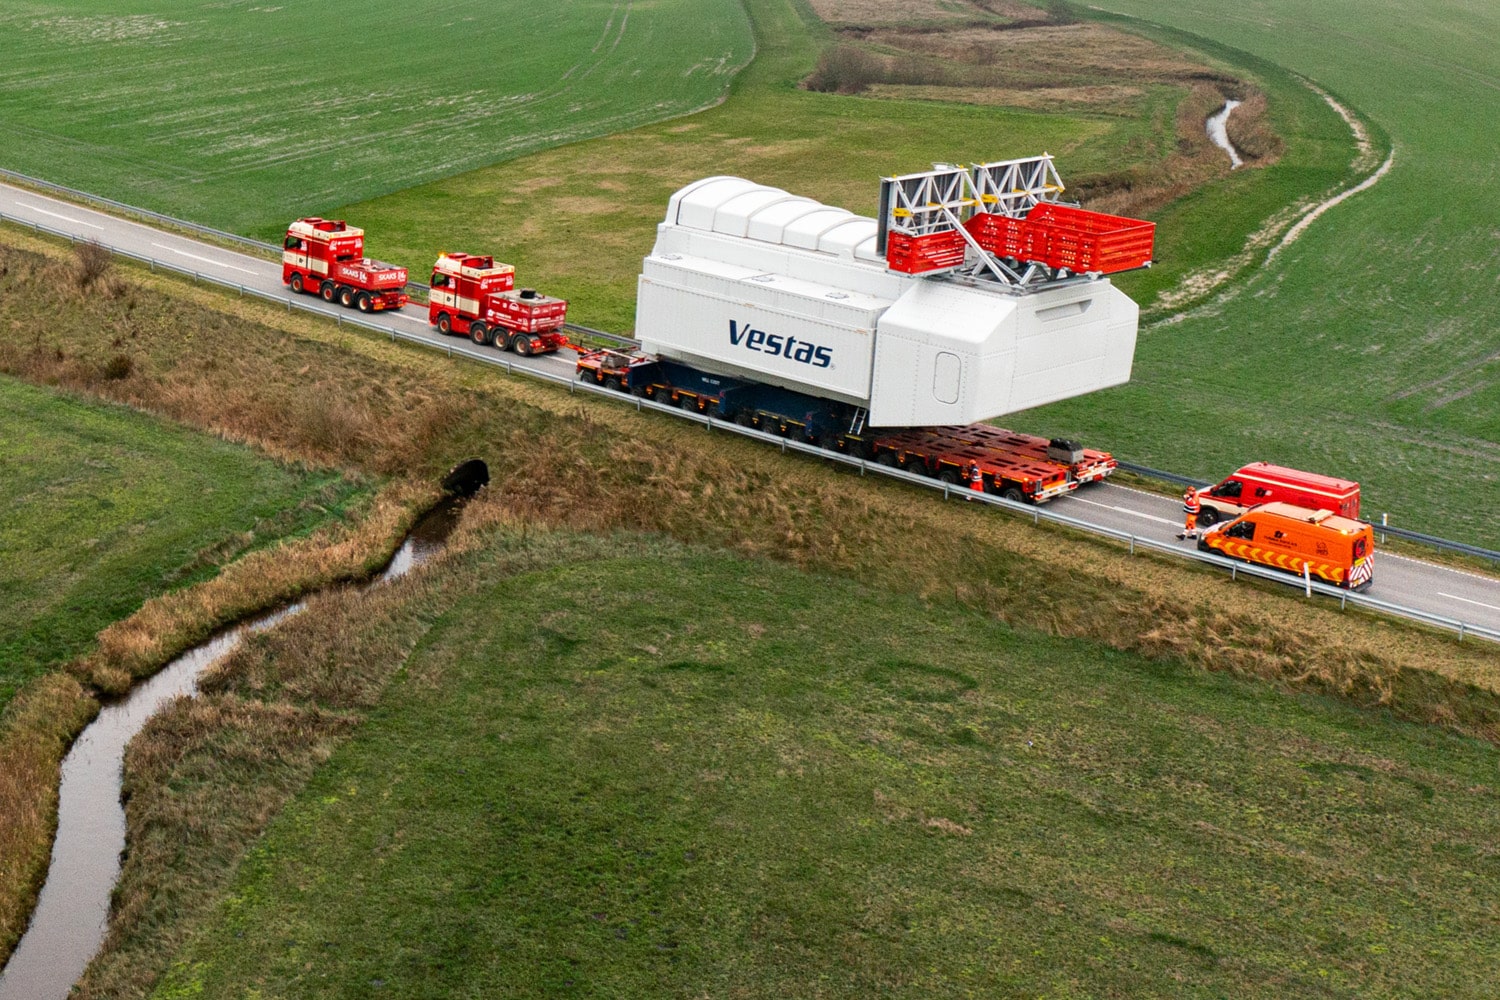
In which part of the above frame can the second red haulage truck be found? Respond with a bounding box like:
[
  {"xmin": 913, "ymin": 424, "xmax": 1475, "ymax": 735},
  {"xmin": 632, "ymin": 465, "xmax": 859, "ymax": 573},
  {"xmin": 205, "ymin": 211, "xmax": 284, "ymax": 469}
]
[{"xmin": 428, "ymin": 252, "xmax": 569, "ymax": 356}]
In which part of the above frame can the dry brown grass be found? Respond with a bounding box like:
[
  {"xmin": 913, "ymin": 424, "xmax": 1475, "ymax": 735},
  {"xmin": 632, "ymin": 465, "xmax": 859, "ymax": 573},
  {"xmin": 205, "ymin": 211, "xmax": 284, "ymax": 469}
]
[
  {"xmin": 799, "ymin": 10, "xmax": 1283, "ymax": 221},
  {"xmin": 1225, "ymin": 89, "xmax": 1284, "ymax": 161},
  {"xmin": 74, "ymin": 477, "xmax": 440, "ymax": 694},
  {"xmin": 0, "ymin": 674, "xmax": 99, "ymax": 961}
]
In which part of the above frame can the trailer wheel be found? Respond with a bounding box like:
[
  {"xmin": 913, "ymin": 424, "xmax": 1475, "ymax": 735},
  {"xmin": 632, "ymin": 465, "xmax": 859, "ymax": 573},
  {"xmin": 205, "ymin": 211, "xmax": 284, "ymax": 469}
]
[
  {"xmin": 680, "ymin": 395, "xmax": 700, "ymax": 413},
  {"xmin": 469, "ymin": 321, "xmax": 490, "ymax": 346},
  {"xmin": 1197, "ymin": 507, "xmax": 1219, "ymax": 527},
  {"xmin": 735, "ymin": 410, "xmax": 757, "ymax": 428},
  {"xmin": 604, "ymin": 375, "xmax": 623, "ymax": 393},
  {"xmin": 511, "ymin": 333, "xmax": 533, "ymax": 356},
  {"xmin": 875, "ymin": 451, "xmax": 897, "ymax": 467},
  {"xmin": 339, "ymin": 286, "xmax": 356, "ymax": 308},
  {"xmin": 939, "ymin": 469, "xmax": 960, "ymax": 486},
  {"xmin": 320, "ymin": 281, "xmax": 336, "ymax": 302},
  {"xmin": 1001, "ymin": 486, "xmax": 1025, "ymax": 503},
  {"xmin": 289, "ymin": 274, "xmax": 304, "ymax": 294},
  {"xmin": 355, "ymin": 292, "xmax": 373, "ymax": 313},
  {"xmin": 818, "ymin": 431, "xmax": 840, "ymax": 452}
]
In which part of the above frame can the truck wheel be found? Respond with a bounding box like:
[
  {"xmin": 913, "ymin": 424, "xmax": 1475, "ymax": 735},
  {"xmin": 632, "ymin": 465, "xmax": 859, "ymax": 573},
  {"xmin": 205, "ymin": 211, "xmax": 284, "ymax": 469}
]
[
  {"xmin": 436, "ymin": 313, "xmax": 452, "ymax": 335},
  {"xmin": 1198, "ymin": 507, "xmax": 1219, "ymax": 527},
  {"xmin": 289, "ymin": 274, "xmax": 304, "ymax": 294},
  {"xmin": 604, "ymin": 375, "xmax": 623, "ymax": 393},
  {"xmin": 511, "ymin": 334, "xmax": 533, "ymax": 356},
  {"xmin": 355, "ymin": 292, "xmax": 373, "ymax": 313},
  {"xmin": 338, "ymin": 286, "xmax": 356, "ymax": 308},
  {"xmin": 469, "ymin": 321, "xmax": 490, "ymax": 346},
  {"xmin": 320, "ymin": 281, "xmax": 336, "ymax": 302},
  {"xmin": 1001, "ymin": 487, "xmax": 1025, "ymax": 503}
]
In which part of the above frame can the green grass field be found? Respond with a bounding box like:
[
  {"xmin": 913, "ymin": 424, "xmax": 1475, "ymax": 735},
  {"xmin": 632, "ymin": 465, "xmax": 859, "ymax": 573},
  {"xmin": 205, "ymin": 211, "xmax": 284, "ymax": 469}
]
[
  {"xmin": 1023, "ymin": 0, "xmax": 1500, "ymax": 545},
  {"xmin": 0, "ymin": 0, "xmax": 752, "ymax": 235},
  {"xmin": 335, "ymin": 0, "xmax": 1353, "ymax": 332},
  {"xmin": 0, "ymin": 375, "xmax": 369, "ymax": 711},
  {"xmin": 145, "ymin": 533, "xmax": 1500, "ymax": 998}
]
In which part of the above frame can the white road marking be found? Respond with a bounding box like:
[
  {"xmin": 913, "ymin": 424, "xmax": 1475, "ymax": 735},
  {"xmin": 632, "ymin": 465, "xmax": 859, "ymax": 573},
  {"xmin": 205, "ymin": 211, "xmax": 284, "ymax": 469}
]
[
  {"xmin": 1380, "ymin": 550, "xmax": 1500, "ymax": 584},
  {"xmin": 1438, "ymin": 593, "xmax": 1500, "ymax": 614},
  {"xmin": 1066, "ymin": 495, "xmax": 1180, "ymax": 526},
  {"xmin": 16, "ymin": 202, "xmax": 105, "ymax": 230},
  {"xmin": 150, "ymin": 242, "xmax": 259, "ymax": 275}
]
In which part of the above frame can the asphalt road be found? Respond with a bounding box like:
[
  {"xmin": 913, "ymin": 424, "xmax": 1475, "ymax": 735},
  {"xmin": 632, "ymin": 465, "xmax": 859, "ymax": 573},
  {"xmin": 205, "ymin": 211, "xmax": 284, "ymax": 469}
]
[{"xmin": 4, "ymin": 179, "xmax": 1498, "ymax": 640}]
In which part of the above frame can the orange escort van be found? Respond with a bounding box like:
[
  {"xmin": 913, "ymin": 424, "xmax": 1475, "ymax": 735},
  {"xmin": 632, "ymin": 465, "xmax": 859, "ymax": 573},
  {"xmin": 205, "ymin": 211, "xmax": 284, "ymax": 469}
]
[
  {"xmin": 1192, "ymin": 463, "xmax": 1359, "ymax": 526},
  {"xmin": 1198, "ymin": 502, "xmax": 1374, "ymax": 591}
]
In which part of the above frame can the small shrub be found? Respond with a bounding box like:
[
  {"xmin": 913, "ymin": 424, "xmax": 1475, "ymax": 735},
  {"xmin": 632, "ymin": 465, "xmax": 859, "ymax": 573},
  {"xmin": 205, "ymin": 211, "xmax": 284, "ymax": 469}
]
[
  {"xmin": 72, "ymin": 241, "xmax": 112, "ymax": 291},
  {"xmin": 804, "ymin": 44, "xmax": 884, "ymax": 95},
  {"xmin": 102, "ymin": 354, "xmax": 134, "ymax": 381}
]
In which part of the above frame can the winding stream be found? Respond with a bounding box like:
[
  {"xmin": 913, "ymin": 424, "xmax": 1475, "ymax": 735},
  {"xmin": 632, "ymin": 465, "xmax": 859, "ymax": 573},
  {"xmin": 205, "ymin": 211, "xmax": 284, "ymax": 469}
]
[
  {"xmin": 1207, "ymin": 99, "xmax": 1244, "ymax": 169},
  {"xmin": 0, "ymin": 500, "xmax": 464, "ymax": 1000}
]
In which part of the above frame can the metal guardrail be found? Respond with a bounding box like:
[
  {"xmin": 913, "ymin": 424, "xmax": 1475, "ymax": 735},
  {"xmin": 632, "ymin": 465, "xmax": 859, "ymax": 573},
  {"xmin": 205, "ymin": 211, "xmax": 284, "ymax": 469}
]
[
  {"xmin": 3, "ymin": 168, "xmax": 1493, "ymax": 559},
  {"xmin": 0, "ymin": 167, "xmax": 282, "ymax": 255},
  {"xmin": 8, "ymin": 172, "xmax": 1486, "ymax": 560},
  {"xmin": 4, "ymin": 208, "xmax": 1498, "ymax": 644}
]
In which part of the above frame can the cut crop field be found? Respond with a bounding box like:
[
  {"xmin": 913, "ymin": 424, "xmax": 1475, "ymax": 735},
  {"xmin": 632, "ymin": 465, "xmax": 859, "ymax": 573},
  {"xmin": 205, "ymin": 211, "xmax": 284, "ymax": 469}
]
[
  {"xmin": 142, "ymin": 534, "xmax": 1500, "ymax": 998},
  {"xmin": 0, "ymin": 374, "xmax": 369, "ymax": 713},
  {"xmin": 0, "ymin": 0, "xmax": 753, "ymax": 236},
  {"xmin": 1025, "ymin": 0, "xmax": 1500, "ymax": 545}
]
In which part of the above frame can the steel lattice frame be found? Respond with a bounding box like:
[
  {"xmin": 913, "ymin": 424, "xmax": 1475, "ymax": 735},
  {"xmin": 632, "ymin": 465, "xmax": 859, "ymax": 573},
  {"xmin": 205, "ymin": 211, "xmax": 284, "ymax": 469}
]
[{"xmin": 876, "ymin": 155, "xmax": 1069, "ymax": 286}]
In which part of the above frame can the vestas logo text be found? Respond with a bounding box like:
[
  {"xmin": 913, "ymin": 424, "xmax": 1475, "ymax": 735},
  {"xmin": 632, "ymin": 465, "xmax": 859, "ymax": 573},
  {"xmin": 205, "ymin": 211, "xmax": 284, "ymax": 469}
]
[{"xmin": 729, "ymin": 320, "xmax": 833, "ymax": 368}]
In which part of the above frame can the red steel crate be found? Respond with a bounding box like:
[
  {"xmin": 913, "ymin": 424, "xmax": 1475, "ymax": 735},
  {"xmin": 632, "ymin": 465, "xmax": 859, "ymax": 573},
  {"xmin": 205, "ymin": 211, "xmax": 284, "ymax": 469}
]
[
  {"xmin": 1015, "ymin": 203, "xmax": 1154, "ymax": 274},
  {"xmin": 963, "ymin": 212, "xmax": 1025, "ymax": 259},
  {"xmin": 885, "ymin": 229, "xmax": 967, "ymax": 274}
]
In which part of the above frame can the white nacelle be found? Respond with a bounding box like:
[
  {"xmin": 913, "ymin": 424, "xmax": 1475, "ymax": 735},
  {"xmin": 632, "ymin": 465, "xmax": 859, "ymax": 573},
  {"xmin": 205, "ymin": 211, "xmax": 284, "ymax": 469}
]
[{"xmin": 635, "ymin": 176, "xmax": 1138, "ymax": 427}]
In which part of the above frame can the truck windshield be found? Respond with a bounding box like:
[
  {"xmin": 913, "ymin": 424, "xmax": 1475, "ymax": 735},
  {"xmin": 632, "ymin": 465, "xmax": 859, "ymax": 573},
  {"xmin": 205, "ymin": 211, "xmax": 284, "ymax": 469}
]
[{"xmin": 1213, "ymin": 480, "xmax": 1242, "ymax": 498}]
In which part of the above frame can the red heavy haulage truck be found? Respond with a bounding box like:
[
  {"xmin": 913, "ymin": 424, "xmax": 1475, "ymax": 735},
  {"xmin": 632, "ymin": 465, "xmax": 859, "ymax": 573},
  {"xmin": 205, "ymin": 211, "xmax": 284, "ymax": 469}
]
[
  {"xmin": 428, "ymin": 252, "xmax": 569, "ymax": 356},
  {"xmin": 282, "ymin": 218, "xmax": 409, "ymax": 313}
]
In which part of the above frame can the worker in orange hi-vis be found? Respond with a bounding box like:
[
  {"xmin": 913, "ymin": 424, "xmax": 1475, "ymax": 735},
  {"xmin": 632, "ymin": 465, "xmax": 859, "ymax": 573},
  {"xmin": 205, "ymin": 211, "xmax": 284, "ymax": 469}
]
[
  {"xmin": 969, "ymin": 463, "xmax": 985, "ymax": 493},
  {"xmin": 1178, "ymin": 486, "xmax": 1200, "ymax": 540}
]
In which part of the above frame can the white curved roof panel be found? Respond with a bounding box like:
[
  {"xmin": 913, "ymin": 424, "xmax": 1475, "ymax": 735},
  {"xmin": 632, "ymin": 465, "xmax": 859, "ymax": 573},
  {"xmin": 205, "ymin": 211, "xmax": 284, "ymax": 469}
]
[
  {"xmin": 711, "ymin": 189, "xmax": 805, "ymax": 237},
  {"xmin": 817, "ymin": 219, "xmax": 879, "ymax": 257},
  {"xmin": 672, "ymin": 177, "xmax": 766, "ymax": 230},
  {"xmin": 782, "ymin": 209, "xmax": 857, "ymax": 250},
  {"xmin": 744, "ymin": 197, "xmax": 822, "ymax": 243}
]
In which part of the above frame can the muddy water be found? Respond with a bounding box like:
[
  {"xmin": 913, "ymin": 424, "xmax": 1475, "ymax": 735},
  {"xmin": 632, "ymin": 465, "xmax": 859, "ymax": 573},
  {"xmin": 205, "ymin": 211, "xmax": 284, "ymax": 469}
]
[
  {"xmin": 1207, "ymin": 99, "xmax": 1244, "ymax": 169},
  {"xmin": 0, "ymin": 501, "xmax": 462, "ymax": 1000}
]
